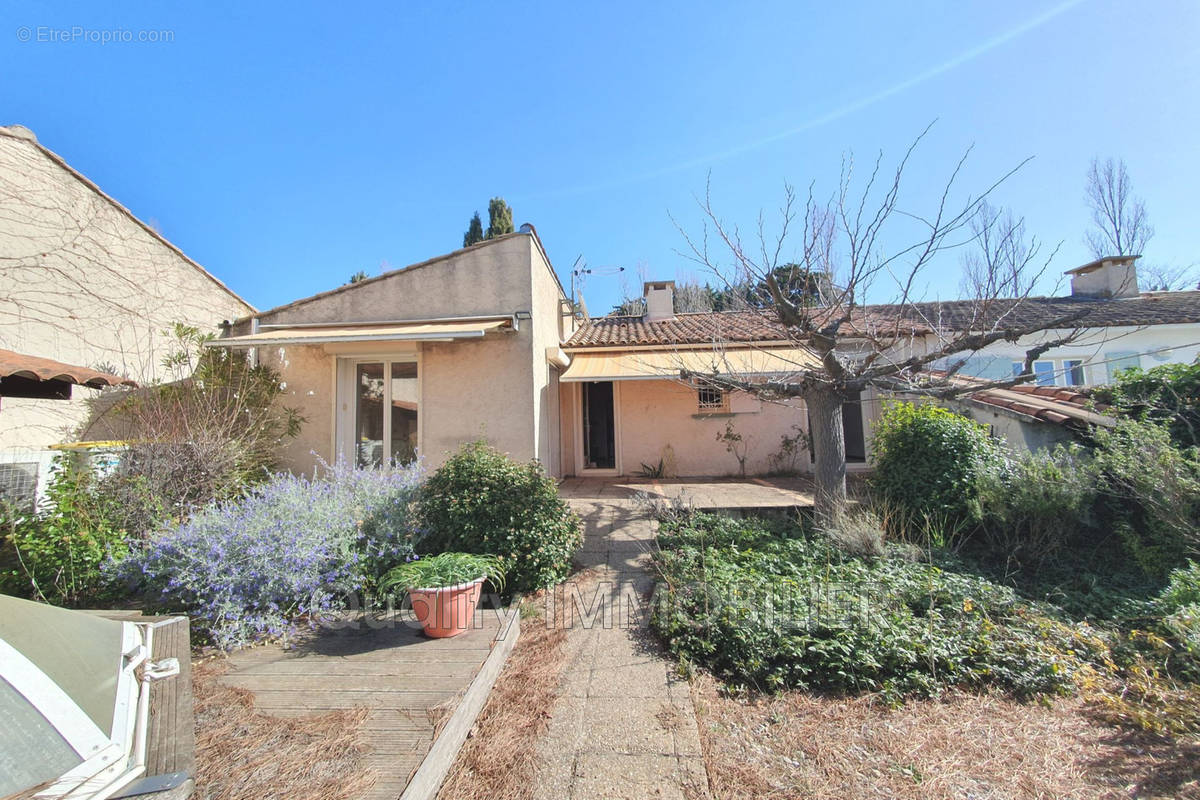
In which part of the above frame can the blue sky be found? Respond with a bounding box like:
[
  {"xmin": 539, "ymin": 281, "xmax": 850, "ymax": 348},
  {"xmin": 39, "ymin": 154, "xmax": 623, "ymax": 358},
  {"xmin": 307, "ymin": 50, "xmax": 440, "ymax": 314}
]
[{"xmin": 3, "ymin": 0, "xmax": 1196, "ymax": 313}]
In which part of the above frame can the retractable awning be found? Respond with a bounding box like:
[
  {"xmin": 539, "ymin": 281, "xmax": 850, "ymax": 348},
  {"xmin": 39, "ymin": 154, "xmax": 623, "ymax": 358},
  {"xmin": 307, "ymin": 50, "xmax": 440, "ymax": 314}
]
[
  {"xmin": 560, "ymin": 347, "xmax": 820, "ymax": 382},
  {"xmin": 206, "ymin": 318, "xmax": 513, "ymax": 347}
]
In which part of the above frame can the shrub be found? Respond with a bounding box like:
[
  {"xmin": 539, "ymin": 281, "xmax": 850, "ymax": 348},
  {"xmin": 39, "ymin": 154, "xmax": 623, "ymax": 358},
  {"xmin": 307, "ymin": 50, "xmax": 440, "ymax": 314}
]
[
  {"xmin": 115, "ymin": 458, "xmax": 421, "ymax": 649},
  {"xmin": 870, "ymin": 401, "xmax": 1003, "ymax": 531},
  {"xmin": 87, "ymin": 323, "xmax": 304, "ymax": 512},
  {"xmin": 416, "ymin": 441, "xmax": 580, "ymax": 593},
  {"xmin": 651, "ymin": 513, "xmax": 1103, "ymax": 700},
  {"xmin": 1151, "ymin": 561, "xmax": 1200, "ymax": 664},
  {"xmin": 1090, "ymin": 419, "xmax": 1200, "ymax": 578},
  {"xmin": 1, "ymin": 456, "xmax": 133, "ymax": 605},
  {"xmin": 974, "ymin": 444, "xmax": 1098, "ymax": 573},
  {"xmin": 1095, "ymin": 361, "xmax": 1200, "ymax": 449}
]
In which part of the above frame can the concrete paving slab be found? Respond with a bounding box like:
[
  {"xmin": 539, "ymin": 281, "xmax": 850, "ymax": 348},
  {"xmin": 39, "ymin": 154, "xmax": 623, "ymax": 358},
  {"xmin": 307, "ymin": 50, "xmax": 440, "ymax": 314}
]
[{"xmin": 532, "ymin": 495, "xmax": 711, "ymax": 799}]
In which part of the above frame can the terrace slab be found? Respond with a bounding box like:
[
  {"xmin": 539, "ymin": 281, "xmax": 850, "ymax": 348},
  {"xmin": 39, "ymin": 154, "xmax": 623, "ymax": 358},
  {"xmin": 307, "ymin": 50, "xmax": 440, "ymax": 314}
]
[{"xmin": 219, "ymin": 606, "xmax": 515, "ymax": 800}]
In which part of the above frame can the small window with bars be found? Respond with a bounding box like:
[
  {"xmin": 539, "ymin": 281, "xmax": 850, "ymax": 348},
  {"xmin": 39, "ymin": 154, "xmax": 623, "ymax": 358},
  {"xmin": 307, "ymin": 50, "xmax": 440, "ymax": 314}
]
[
  {"xmin": 0, "ymin": 462, "xmax": 39, "ymax": 512},
  {"xmin": 697, "ymin": 386, "xmax": 727, "ymax": 411}
]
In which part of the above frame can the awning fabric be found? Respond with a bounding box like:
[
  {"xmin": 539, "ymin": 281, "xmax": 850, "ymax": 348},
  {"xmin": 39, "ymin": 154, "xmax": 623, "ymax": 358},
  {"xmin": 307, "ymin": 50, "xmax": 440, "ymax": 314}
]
[
  {"xmin": 560, "ymin": 347, "xmax": 820, "ymax": 382},
  {"xmin": 207, "ymin": 319, "xmax": 512, "ymax": 347}
]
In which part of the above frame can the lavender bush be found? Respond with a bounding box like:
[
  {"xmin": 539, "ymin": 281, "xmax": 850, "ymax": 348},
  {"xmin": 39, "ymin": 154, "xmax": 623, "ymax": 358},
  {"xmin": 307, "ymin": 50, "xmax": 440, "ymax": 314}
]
[{"xmin": 113, "ymin": 457, "xmax": 422, "ymax": 649}]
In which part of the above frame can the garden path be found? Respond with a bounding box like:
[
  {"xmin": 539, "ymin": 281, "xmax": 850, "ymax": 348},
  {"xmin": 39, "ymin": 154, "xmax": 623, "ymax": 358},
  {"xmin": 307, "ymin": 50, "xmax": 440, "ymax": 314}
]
[{"xmin": 533, "ymin": 486, "xmax": 711, "ymax": 799}]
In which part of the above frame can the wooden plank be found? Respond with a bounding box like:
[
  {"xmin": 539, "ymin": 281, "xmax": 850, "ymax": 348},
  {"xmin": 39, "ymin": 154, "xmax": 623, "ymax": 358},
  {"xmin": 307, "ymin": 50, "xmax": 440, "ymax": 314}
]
[
  {"xmin": 226, "ymin": 651, "xmax": 491, "ymax": 668},
  {"xmin": 225, "ymin": 674, "xmax": 479, "ymax": 692},
  {"xmin": 93, "ymin": 612, "xmax": 195, "ymax": 790},
  {"xmin": 146, "ymin": 617, "xmax": 195, "ymax": 777},
  {"xmin": 399, "ymin": 605, "xmax": 521, "ymax": 800},
  {"xmin": 245, "ymin": 689, "xmax": 460, "ymax": 709},
  {"xmin": 228, "ymin": 660, "xmax": 484, "ymax": 677}
]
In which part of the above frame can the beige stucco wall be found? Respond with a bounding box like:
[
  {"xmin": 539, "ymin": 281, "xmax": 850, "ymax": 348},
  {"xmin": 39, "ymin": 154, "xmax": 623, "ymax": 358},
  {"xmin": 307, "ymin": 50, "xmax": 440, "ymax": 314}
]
[
  {"xmin": 267, "ymin": 344, "xmax": 336, "ymax": 474},
  {"xmin": 614, "ymin": 379, "xmax": 810, "ymax": 477},
  {"xmin": 246, "ymin": 235, "xmax": 539, "ymax": 329},
  {"xmin": 244, "ymin": 233, "xmax": 572, "ymax": 476},
  {"xmin": 558, "ymin": 377, "xmax": 887, "ymax": 478},
  {"xmin": 528, "ymin": 236, "xmax": 571, "ymax": 474},
  {"xmin": 0, "ymin": 127, "xmax": 253, "ymax": 453}
]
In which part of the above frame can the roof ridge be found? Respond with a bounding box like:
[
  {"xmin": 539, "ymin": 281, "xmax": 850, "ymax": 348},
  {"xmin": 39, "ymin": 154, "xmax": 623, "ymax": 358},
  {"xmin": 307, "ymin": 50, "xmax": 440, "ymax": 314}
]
[{"xmin": 234, "ymin": 231, "xmax": 535, "ymax": 324}]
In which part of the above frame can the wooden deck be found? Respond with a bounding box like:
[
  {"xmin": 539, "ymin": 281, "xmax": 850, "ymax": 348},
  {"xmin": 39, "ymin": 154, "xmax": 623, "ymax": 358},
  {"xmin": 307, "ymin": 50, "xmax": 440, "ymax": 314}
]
[{"xmin": 220, "ymin": 608, "xmax": 511, "ymax": 800}]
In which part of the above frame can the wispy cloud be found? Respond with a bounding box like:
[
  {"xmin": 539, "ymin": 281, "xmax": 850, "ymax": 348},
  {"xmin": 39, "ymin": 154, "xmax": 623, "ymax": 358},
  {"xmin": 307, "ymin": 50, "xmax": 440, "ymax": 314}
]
[{"xmin": 522, "ymin": 0, "xmax": 1087, "ymax": 200}]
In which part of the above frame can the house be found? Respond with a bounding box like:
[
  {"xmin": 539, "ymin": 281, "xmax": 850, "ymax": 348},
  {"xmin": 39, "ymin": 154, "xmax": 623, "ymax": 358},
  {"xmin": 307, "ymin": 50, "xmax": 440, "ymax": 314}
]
[
  {"xmin": 0, "ymin": 125, "xmax": 254, "ymax": 503},
  {"xmin": 209, "ymin": 228, "xmax": 571, "ymax": 475},
  {"xmin": 218, "ymin": 234, "xmax": 1200, "ymax": 476}
]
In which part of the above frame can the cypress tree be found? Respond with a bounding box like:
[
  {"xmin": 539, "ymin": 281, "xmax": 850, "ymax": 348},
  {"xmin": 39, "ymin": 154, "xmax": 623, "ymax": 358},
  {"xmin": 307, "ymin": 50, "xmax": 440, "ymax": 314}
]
[
  {"xmin": 463, "ymin": 212, "xmax": 484, "ymax": 247},
  {"xmin": 485, "ymin": 197, "xmax": 514, "ymax": 239}
]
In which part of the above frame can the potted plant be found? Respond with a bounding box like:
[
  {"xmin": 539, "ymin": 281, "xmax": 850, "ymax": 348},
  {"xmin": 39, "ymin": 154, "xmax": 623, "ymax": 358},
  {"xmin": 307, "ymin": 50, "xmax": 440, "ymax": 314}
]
[{"xmin": 380, "ymin": 552, "xmax": 506, "ymax": 638}]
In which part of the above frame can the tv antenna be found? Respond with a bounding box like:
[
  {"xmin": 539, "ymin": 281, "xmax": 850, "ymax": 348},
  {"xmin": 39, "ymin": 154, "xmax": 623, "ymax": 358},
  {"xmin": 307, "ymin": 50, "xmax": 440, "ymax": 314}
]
[{"xmin": 570, "ymin": 255, "xmax": 624, "ymax": 301}]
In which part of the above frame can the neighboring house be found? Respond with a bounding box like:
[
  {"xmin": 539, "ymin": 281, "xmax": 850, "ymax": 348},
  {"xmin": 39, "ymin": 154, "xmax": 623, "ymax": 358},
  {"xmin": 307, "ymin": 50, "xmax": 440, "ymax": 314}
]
[
  {"xmin": 215, "ymin": 233, "xmax": 1200, "ymax": 478},
  {"xmin": 0, "ymin": 125, "xmax": 254, "ymax": 503},
  {"xmin": 923, "ymin": 256, "xmax": 1200, "ymax": 388}
]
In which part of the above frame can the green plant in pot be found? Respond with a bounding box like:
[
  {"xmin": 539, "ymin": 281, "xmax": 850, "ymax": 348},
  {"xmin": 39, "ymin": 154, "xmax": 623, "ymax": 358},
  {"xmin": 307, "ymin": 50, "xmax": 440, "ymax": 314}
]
[{"xmin": 380, "ymin": 553, "xmax": 505, "ymax": 638}]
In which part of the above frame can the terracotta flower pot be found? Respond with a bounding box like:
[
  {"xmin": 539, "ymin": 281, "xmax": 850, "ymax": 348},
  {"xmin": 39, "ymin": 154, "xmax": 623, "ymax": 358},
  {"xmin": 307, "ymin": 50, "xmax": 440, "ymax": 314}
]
[{"xmin": 408, "ymin": 577, "xmax": 485, "ymax": 638}]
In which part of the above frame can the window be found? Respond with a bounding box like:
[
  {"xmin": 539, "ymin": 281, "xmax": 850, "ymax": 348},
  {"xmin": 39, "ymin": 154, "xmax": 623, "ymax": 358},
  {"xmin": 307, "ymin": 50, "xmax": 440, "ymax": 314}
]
[
  {"xmin": 0, "ymin": 463, "xmax": 38, "ymax": 512},
  {"xmin": 958, "ymin": 355, "xmax": 1012, "ymax": 381},
  {"xmin": 1106, "ymin": 351, "xmax": 1141, "ymax": 382},
  {"xmin": 697, "ymin": 386, "xmax": 726, "ymax": 411},
  {"xmin": 1011, "ymin": 360, "xmax": 1057, "ymax": 386},
  {"xmin": 1063, "ymin": 359, "xmax": 1086, "ymax": 386},
  {"xmin": 349, "ymin": 359, "xmax": 419, "ymax": 467},
  {"xmin": 1033, "ymin": 361, "xmax": 1057, "ymax": 387}
]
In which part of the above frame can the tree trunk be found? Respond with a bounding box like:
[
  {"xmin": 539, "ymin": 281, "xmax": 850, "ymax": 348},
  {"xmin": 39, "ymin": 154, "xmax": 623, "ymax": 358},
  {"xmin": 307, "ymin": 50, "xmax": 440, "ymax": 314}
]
[{"xmin": 806, "ymin": 387, "xmax": 847, "ymax": 519}]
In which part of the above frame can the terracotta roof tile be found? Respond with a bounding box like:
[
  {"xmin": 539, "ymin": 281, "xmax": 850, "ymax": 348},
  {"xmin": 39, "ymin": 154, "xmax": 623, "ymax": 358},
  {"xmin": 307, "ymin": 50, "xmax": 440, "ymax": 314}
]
[
  {"xmin": 0, "ymin": 349, "xmax": 136, "ymax": 388},
  {"xmin": 967, "ymin": 383, "xmax": 1112, "ymax": 430},
  {"xmin": 565, "ymin": 291, "xmax": 1200, "ymax": 349}
]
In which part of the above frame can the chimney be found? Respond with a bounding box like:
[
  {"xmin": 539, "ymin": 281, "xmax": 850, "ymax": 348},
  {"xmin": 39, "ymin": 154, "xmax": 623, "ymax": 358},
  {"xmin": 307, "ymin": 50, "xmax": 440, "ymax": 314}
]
[
  {"xmin": 643, "ymin": 280, "xmax": 675, "ymax": 322},
  {"xmin": 1066, "ymin": 255, "xmax": 1140, "ymax": 299}
]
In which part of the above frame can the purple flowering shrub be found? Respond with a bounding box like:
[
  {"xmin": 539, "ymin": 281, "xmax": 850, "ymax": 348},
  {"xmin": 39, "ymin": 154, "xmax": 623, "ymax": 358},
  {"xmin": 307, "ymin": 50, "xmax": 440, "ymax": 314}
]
[{"xmin": 114, "ymin": 457, "xmax": 422, "ymax": 649}]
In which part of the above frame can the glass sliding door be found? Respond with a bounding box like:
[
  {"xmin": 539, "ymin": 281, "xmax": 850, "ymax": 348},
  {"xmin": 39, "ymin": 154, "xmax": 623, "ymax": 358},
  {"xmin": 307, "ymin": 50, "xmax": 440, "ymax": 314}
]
[
  {"xmin": 351, "ymin": 359, "xmax": 418, "ymax": 467},
  {"xmin": 355, "ymin": 363, "xmax": 385, "ymax": 468},
  {"xmin": 390, "ymin": 362, "xmax": 419, "ymax": 465}
]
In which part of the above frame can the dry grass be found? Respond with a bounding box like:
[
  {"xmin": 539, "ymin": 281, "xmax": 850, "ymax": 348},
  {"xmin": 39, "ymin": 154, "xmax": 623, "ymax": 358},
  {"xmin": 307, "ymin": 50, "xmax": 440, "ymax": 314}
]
[
  {"xmin": 691, "ymin": 672, "xmax": 1200, "ymax": 800},
  {"xmin": 437, "ymin": 572, "xmax": 596, "ymax": 799},
  {"xmin": 192, "ymin": 658, "xmax": 376, "ymax": 800}
]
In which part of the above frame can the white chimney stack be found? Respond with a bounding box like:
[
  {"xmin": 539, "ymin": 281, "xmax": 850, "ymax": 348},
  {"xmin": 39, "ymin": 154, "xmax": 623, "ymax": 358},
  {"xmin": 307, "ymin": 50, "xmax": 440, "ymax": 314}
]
[
  {"xmin": 1066, "ymin": 255, "xmax": 1141, "ymax": 298},
  {"xmin": 643, "ymin": 280, "xmax": 675, "ymax": 322}
]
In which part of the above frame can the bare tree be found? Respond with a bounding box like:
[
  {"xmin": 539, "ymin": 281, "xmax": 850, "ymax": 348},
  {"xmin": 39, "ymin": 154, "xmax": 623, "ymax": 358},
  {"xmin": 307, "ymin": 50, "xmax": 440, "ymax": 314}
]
[
  {"xmin": 674, "ymin": 129, "xmax": 1093, "ymax": 516},
  {"xmin": 1138, "ymin": 262, "xmax": 1200, "ymax": 292},
  {"xmin": 1084, "ymin": 157, "xmax": 1153, "ymax": 259},
  {"xmin": 673, "ymin": 280, "xmax": 716, "ymax": 313}
]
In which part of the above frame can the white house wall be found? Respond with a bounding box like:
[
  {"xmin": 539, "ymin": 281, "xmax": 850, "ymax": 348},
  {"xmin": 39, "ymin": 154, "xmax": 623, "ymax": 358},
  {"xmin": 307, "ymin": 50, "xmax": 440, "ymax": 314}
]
[{"xmin": 0, "ymin": 128, "xmax": 253, "ymax": 480}]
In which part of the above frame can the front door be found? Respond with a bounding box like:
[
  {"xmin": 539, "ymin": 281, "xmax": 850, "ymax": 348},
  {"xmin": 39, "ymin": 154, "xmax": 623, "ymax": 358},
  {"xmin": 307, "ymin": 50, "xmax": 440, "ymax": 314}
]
[
  {"xmin": 842, "ymin": 395, "xmax": 866, "ymax": 463},
  {"xmin": 581, "ymin": 381, "xmax": 616, "ymax": 470}
]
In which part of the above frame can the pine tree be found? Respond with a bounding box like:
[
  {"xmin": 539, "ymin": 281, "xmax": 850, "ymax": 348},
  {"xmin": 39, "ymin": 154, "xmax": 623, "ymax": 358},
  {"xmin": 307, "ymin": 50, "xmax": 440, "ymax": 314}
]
[
  {"xmin": 463, "ymin": 212, "xmax": 484, "ymax": 247},
  {"xmin": 485, "ymin": 197, "xmax": 514, "ymax": 239}
]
